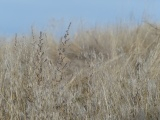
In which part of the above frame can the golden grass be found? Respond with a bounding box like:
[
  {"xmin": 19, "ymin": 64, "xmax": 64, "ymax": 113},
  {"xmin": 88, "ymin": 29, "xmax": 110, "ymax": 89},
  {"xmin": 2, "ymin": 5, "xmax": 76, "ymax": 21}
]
[{"xmin": 0, "ymin": 22, "xmax": 160, "ymax": 119}]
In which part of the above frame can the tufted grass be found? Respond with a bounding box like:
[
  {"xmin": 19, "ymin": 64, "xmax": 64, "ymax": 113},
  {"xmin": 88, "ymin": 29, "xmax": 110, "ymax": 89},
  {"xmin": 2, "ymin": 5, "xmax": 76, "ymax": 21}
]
[{"xmin": 0, "ymin": 22, "xmax": 160, "ymax": 119}]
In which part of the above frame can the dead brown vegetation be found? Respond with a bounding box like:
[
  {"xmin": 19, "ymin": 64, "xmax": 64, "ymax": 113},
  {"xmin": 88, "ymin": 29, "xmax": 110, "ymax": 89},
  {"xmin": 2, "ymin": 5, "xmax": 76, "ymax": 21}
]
[{"xmin": 0, "ymin": 22, "xmax": 160, "ymax": 119}]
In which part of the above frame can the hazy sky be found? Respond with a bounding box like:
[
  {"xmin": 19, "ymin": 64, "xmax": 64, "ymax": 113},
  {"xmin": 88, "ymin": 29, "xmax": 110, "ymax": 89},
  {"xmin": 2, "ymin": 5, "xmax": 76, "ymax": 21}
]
[{"xmin": 0, "ymin": 0, "xmax": 160, "ymax": 36}]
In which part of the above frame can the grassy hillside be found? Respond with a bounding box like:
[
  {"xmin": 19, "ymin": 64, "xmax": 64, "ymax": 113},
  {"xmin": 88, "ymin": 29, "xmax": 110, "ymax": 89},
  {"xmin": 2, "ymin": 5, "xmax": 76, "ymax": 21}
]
[{"xmin": 0, "ymin": 22, "xmax": 160, "ymax": 120}]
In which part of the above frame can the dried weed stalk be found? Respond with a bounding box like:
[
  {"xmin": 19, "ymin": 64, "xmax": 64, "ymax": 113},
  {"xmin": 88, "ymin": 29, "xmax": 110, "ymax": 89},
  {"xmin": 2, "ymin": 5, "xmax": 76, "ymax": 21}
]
[
  {"xmin": 33, "ymin": 31, "xmax": 46, "ymax": 84},
  {"xmin": 56, "ymin": 22, "xmax": 72, "ymax": 81}
]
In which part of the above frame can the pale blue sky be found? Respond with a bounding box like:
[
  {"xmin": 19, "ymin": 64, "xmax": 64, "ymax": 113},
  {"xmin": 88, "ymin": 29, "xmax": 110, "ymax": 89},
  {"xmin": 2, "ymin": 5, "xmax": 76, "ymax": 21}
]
[{"xmin": 0, "ymin": 0, "xmax": 160, "ymax": 36}]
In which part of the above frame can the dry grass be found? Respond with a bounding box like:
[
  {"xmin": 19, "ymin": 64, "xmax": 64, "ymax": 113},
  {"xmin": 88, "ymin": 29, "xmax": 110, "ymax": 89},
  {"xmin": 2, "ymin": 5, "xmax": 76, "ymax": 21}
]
[{"xmin": 0, "ymin": 22, "xmax": 160, "ymax": 119}]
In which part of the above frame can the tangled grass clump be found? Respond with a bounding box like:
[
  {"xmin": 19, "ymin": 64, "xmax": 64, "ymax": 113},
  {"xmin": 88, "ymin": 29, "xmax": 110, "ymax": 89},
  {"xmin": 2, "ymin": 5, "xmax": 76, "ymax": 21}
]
[{"xmin": 0, "ymin": 22, "xmax": 160, "ymax": 119}]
